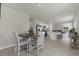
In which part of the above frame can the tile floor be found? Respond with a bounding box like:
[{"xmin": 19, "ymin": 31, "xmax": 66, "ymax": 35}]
[
  {"xmin": 22, "ymin": 33, "xmax": 79, "ymax": 56},
  {"xmin": 0, "ymin": 33, "xmax": 79, "ymax": 56}
]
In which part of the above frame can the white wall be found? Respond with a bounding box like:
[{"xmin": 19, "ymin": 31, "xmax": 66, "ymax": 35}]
[
  {"xmin": 75, "ymin": 10, "xmax": 79, "ymax": 32},
  {"xmin": 53, "ymin": 23, "xmax": 62, "ymax": 30},
  {"xmin": 0, "ymin": 4, "xmax": 30, "ymax": 48},
  {"xmin": 30, "ymin": 18, "xmax": 44, "ymax": 33},
  {"xmin": 52, "ymin": 21, "xmax": 73, "ymax": 30}
]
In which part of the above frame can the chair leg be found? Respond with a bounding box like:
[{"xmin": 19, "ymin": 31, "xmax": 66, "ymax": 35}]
[
  {"xmin": 37, "ymin": 48, "xmax": 39, "ymax": 56},
  {"xmin": 28, "ymin": 42, "xmax": 32, "ymax": 55},
  {"xmin": 27, "ymin": 43, "xmax": 28, "ymax": 52},
  {"xmin": 17, "ymin": 49, "xmax": 20, "ymax": 56},
  {"xmin": 14, "ymin": 46, "xmax": 18, "ymax": 56},
  {"xmin": 17, "ymin": 46, "xmax": 20, "ymax": 56},
  {"xmin": 27, "ymin": 43, "xmax": 29, "ymax": 55}
]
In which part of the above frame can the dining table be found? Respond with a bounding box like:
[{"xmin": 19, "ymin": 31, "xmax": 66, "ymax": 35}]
[{"xmin": 19, "ymin": 32, "xmax": 38, "ymax": 52}]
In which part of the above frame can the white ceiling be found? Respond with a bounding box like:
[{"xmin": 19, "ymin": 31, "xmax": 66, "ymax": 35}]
[{"xmin": 2, "ymin": 3, "xmax": 79, "ymax": 24}]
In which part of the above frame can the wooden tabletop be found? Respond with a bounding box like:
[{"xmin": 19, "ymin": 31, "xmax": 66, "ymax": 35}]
[{"xmin": 19, "ymin": 33, "xmax": 38, "ymax": 39}]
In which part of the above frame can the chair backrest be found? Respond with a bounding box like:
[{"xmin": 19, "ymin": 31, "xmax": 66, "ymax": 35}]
[{"xmin": 13, "ymin": 32, "xmax": 22, "ymax": 46}]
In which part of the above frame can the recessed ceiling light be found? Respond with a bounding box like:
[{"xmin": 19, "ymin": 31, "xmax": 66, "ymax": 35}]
[{"xmin": 38, "ymin": 4, "xmax": 41, "ymax": 7}]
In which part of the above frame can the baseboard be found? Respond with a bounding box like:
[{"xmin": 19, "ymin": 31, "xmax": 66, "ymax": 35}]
[{"xmin": 0, "ymin": 44, "xmax": 16, "ymax": 50}]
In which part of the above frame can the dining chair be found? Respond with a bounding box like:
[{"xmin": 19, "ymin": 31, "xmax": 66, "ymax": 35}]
[
  {"xmin": 29, "ymin": 31, "xmax": 45, "ymax": 56},
  {"xmin": 13, "ymin": 32, "xmax": 29, "ymax": 56}
]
